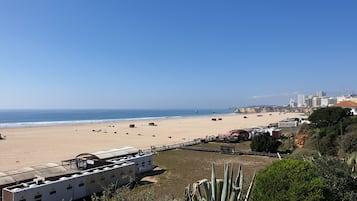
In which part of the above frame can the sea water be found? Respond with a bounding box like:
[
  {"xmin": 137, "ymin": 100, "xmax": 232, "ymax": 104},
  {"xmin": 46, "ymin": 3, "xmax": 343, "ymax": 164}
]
[{"xmin": 0, "ymin": 109, "xmax": 233, "ymax": 128}]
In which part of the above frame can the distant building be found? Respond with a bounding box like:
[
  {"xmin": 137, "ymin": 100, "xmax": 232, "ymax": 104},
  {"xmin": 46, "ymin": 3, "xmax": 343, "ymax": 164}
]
[
  {"xmin": 312, "ymin": 96, "xmax": 321, "ymax": 108},
  {"xmin": 321, "ymin": 97, "xmax": 328, "ymax": 107},
  {"xmin": 297, "ymin": 94, "xmax": 306, "ymax": 107},
  {"xmin": 217, "ymin": 129, "xmax": 250, "ymax": 142},
  {"xmin": 328, "ymin": 97, "xmax": 337, "ymax": 105},
  {"xmin": 334, "ymin": 101, "xmax": 357, "ymax": 115},
  {"xmin": 337, "ymin": 96, "xmax": 347, "ymax": 103},
  {"xmin": 289, "ymin": 98, "xmax": 296, "ymax": 108},
  {"xmin": 295, "ymin": 91, "xmax": 355, "ymax": 109},
  {"xmin": 249, "ymin": 127, "xmax": 281, "ymax": 139},
  {"xmin": 305, "ymin": 96, "xmax": 313, "ymax": 108},
  {"xmin": 337, "ymin": 94, "xmax": 357, "ymax": 103},
  {"xmin": 316, "ymin": 91, "xmax": 326, "ymax": 97},
  {"xmin": 278, "ymin": 119, "xmax": 298, "ymax": 128},
  {"xmin": 320, "ymin": 97, "xmax": 337, "ymax": 107}
]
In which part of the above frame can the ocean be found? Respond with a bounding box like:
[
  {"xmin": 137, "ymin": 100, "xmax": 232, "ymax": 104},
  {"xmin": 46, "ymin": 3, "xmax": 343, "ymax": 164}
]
[{"xmin": 0, "ymin": 109, "xmax": 233, "ymax": 128}]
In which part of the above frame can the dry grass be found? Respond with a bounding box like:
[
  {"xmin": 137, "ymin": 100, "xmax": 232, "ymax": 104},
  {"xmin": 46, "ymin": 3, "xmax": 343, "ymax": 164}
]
[{"xmin": 136, "ymin": 142, "xmax": 277, "ymax": 199}]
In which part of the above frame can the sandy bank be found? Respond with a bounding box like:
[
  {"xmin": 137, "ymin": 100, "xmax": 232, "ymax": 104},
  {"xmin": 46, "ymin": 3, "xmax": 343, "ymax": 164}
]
[{"xmin": 0, "ymin": 112, "xmax": 304, "ymax": 171}]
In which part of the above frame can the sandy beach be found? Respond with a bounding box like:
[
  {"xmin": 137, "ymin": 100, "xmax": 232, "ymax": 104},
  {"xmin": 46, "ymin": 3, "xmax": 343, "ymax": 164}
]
[{"xmin": 0, "ymin": 112, "xmax": 304, "ymax": 171}]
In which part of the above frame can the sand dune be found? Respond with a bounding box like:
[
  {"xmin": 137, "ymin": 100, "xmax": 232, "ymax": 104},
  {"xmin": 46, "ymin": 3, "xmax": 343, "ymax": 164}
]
[{"xmin": 0, "ymin": 112, "xmax": 304, "ymax": 171}]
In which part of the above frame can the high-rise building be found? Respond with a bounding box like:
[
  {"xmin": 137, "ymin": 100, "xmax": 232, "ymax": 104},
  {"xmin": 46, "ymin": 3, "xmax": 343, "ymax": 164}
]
[
  {"xmin": 321, "ymin": 97, "xmax": 329, "ymax": 107},
  {"xmin": 289, "ymin": 98, "xmax": 296, "ymax": 108},
  {"xmin": 328, "ymin": 98, "xmax": 337, "ymax": 105},
  {"xmin": 312, "ymin": 96, "xmax": 321, "ymax": 107},
  {"xmin": 305, "ymin": 96, "xmax": 313, "ymax": 107},
  {"xmin": 317, "ymin": 91, "xmax": 326, "ymax": 97},
  {"xmin": 297, "ymin": 94, "xmax": 306, "ymax": 107}
]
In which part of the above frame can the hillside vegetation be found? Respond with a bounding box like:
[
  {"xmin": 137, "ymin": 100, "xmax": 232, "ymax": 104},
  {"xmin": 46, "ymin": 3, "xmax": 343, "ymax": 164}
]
[
  {"xmin": 252, "ymin": 107, "xmax": 357, "ymax": 201},
  {"xmin": 94, "ymin": 107, "xmax": 357, "ymax": 201}
]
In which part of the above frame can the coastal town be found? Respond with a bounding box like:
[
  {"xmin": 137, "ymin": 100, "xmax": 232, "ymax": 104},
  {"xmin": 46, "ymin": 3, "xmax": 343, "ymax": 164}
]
[{"xmin": 236, "ymin": 91, "xmax": 357, "ymax": 115}]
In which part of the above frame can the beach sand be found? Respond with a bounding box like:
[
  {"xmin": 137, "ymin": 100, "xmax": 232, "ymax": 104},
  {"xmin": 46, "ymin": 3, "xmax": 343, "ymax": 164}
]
[{"xmin": 0, "ymin": 112, "xmax": 304, "ymax": 171}]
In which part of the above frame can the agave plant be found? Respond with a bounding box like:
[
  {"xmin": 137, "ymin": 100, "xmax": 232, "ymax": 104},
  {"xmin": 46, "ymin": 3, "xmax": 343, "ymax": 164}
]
[
  {"xmin": 184, "ymin": 163, "xmax": 255, "ymax": 201},
  {"xmin": 346, "ymin": 152, "xmax": 357, "ymax": 175}
]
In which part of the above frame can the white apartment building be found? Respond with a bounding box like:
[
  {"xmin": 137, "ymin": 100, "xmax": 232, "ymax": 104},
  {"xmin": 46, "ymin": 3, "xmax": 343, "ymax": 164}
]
[
  {"xmin": 297, "ymin": 94, "xmax": 306, "ymax": 107},
  {"xmin": 337, "ymin": 95, "xmax": 357, "ymax": 103},
  {"xmin": 321, "ymin": 97, "xmax": 329, "ymax": 107},
  {"xmin": 312, "ymin": 96, "xmax": 321, "ymax": 108},
  {"xmin": 305, "ymin": 96, "xmax": 313, "ymax": 107},
  {"xmin": 296, "ymin": 91, "xmax": 352, "ymax": 108}
]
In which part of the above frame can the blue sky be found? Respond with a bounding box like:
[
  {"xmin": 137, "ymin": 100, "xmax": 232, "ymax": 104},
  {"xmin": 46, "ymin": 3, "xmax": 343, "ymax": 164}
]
[{"xmin": 0, "ymin": 0, "xmax": 356, "ymax": 109}]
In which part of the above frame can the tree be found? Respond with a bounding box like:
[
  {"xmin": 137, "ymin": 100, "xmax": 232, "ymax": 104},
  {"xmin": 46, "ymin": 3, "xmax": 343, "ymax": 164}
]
[
  {"xmin": 308, "ymin": 107, "xmax": 351, "ymax": 128},
  {"xmin": 250, "ymin": 134, "xmax": 281, "ymax": 153},
  {"xmin": 251, "ymin": 159, "xmax": 326, "ymax": 201}
]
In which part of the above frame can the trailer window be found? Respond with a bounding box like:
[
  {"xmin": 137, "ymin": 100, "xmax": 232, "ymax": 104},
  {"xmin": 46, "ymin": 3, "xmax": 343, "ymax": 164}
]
[{"xmin": 34, "ymin": 194, "xmax": 42, "ymax": 201}]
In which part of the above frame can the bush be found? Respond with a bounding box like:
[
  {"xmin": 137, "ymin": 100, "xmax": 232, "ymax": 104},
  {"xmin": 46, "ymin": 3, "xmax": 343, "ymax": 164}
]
[
  {"xmin": 340, "ymin": 130, "xmax": 357, "ymax": 154},
  {"xmin": 304, "ymin": 127, "xmax": 338, "ymax": 156},
  {"xmin": 251, "ymin": 159, "xmax": 326, "ymax": 201},
  {"xmin": 91, "ymin": 185, "xmax": 178, "ymax": 201},
  {"xmin": 318, "ymin": 131, "xmax": 338, "ymax": 156},
  {"xmin": 250, "ymin": 134, "xmax": 281, "ymax": 153},
  {"xmin": 313, "ymin": 157, "xmax": 357, "ymax": 201},
  {"xmin": 289, "ymin": 148, "xmax": 320, "ymax": 160}
]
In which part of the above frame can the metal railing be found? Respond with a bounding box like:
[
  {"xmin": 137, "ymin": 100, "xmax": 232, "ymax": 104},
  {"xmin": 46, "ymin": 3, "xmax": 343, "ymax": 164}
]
[{"xmin": 141, "ymin": 136, "xmax": 216, "ymax": 153}]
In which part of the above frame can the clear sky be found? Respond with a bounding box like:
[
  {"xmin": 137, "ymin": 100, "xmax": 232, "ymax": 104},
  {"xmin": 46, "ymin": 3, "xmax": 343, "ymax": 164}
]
[{"xmin": 0, "ymin": 0, "xmax": 356, "ymax": 109}]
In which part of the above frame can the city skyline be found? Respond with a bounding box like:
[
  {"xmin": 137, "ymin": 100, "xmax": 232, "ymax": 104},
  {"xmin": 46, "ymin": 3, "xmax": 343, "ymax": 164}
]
[
  {"xmin": 1, "ymin": 1, "xmax": 356, "ymax": 109},
  {"xmin": 287, "ymin": 90, "xmax": 357, "ymax": 108}
]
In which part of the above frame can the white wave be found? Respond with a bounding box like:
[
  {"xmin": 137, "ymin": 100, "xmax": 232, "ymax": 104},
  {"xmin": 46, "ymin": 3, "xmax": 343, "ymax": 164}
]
[{"xmin": 0, "ymin": 116, "xmax": 186, "ymax": 128}]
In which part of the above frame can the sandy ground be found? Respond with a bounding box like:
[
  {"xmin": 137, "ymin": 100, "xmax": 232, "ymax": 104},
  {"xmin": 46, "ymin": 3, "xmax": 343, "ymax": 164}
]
[{"xmin": 0, "ymin": 112, "xmax": 304, "ymax": 171}]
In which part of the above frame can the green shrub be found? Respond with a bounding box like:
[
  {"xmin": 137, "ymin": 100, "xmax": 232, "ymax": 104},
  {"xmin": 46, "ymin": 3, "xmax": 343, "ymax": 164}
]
[
  {"xmin": 251, "ymin": 159, "xmax": 326, "ymax": 201},
  {"xmin": 340, "ymin": 130, "xmax": 357, "ymax": 154},
  {"xmin": 91, "ymin": 185, "xmax": 177, "ymax": 201},
  {"xmin": 303, "ymin": 127, "xmax": 338, "ymax": 156},
  {"xmin": 289, "ymin": 148, "xmax": 320, "ymax": 160},
  {"xmin": 313, "ymin": 157, "xmax": 357, "ymax": 201},
  {"xmin": 250, "ymin": 134, "xmax": 281, "ymax": 153}
]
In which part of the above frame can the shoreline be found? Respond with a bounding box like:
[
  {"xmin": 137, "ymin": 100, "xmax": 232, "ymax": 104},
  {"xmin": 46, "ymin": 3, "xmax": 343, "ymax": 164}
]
[
  {"xmin": 0, "ymin": 112, "xmax": 304, "ymax": 171},
  {"xmin": 0, "ymin": 111, "xmax": 233, "ymax": 129}
]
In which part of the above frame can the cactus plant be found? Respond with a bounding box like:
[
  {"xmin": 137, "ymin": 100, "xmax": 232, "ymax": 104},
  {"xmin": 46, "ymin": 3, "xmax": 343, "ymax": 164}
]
[{"xmin": 184, "ymin": 163, "xmax": 255, "ymax": 201}]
